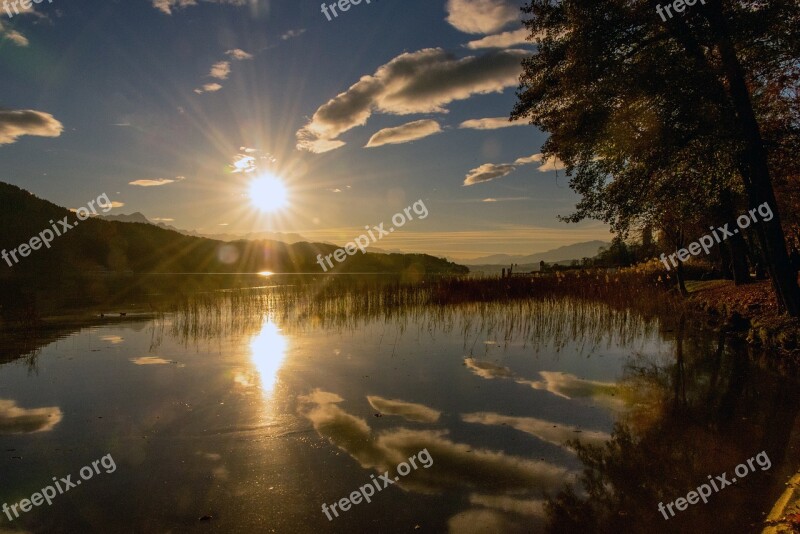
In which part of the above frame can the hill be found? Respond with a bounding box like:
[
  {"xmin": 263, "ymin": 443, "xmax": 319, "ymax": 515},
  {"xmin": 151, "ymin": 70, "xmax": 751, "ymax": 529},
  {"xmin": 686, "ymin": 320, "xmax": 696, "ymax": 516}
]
[{"xmin": 0, "ymin": 183, "xmax": 467, "ymax": 277}]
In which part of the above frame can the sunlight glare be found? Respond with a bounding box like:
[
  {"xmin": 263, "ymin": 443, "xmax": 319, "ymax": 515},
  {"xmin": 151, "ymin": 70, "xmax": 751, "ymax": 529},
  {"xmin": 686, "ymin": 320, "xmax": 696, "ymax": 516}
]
[
  {"xmin": 248, "ymin": 173, "xmax": 288, "ymax": 213},
  {"xmin": 248, "ymin": 320, "xmax": 287, "ymax": 395}
]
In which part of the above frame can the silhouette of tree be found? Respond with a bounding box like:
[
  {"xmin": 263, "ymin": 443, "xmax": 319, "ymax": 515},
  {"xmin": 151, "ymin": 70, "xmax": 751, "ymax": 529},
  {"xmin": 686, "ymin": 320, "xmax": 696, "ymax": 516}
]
[{"xmin": 512, "ymin": 0, "xmax": 800, "ymax": 315}]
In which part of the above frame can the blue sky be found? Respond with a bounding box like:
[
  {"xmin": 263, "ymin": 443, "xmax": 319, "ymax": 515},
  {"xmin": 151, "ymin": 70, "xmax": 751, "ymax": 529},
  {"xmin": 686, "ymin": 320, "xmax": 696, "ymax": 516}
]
[{"xmin": 0, "ymin": 0, "xmax": 609, "ymax": 260}]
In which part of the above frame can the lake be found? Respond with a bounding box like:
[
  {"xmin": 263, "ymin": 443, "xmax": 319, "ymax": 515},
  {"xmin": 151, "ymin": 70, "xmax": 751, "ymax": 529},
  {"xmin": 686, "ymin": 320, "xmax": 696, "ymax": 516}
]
[{"xmin": 0, "ymin": 284, "xmax": 797, "ymax": 533}]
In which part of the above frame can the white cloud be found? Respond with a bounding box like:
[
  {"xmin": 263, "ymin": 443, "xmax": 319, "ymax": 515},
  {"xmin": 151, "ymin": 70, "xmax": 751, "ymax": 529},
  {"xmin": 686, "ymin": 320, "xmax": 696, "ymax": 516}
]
[
  {"xmin": 464, "ymin": 153, "xmax": 565, "ymax": 185},
  {"xmin": 280, "ymin": 29, "xmax": 306, "ymax": 41},
  {"xmin": 129, "ymin": 176, "xmax": 185, "ymax": 187},
  {"xmin": 465, "ymin": 28, "xmax": 531, "ymax": 49},
  {"xmin": 446, "ymin": 0, "xmax": 520, "ymax": 34},
  {"xmin": 195, "ymin": 82, "xmax": 223, "ymax": 94},
  {"xmin": 0, "ymin": 109, "xmax": 63, "ymax": 145},
  {"xmin": 365, "ymin": 119, "xmax": 442, "ymax": 148},
  {"xmin": 536, "ymin": 156, "xmax": 565, "ymax": 172},
  {"xmin": 464, "ymin": 163, "xmax": 517, "ymax": 186},
  {"xmin": 514, "ymin": 153, "xmax": 564, "ymax": 171},
  {"xmin": 297, "ymin": 47, "xmax": 526, "ymax": 153},
  {"xmin": 230, "ymin": 154, "xmax": 256, "ymax": 173},
  {"xmin": 459, "ymin": 116, "xmax": 524, "ymax": 130},
  {"xmin": 209, "ymin": 61, "xmax": 231, "ymax": 79},
  {"xmin": 225, "ymin": 48, "xmax": 253, "ymax": 60},
  {"xmin": 2, "ymin": 28, "xmax": 29, "ymax": 46}
]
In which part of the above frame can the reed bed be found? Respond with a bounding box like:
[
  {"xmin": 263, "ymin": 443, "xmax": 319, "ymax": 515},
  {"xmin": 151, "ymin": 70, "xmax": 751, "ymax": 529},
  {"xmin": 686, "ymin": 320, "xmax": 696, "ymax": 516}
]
[{"xmin": 154, "ymin": 270, "xmax": 682, "ymax": 351}]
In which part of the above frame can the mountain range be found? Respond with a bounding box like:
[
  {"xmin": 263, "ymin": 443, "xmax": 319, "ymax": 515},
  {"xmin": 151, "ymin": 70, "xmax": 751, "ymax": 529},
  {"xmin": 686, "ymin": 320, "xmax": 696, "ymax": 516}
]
[{"xmin": 458, "ymin": 240, "xmax": 610, "ymax": 266}]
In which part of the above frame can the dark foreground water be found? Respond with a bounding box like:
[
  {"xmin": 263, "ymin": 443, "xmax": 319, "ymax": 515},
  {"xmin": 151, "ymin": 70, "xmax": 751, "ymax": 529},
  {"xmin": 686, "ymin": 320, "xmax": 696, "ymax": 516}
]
[{"xmin": 0, "ymin": 297, "xmax": 798, "ymax": 533}]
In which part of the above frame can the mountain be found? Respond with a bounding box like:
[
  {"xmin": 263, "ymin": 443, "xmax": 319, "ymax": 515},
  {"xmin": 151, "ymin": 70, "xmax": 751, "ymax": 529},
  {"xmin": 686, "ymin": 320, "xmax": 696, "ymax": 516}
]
[
  {"xmin": 0, "ymin": 183, "xmax": 468, "ymax": 279},
  {"xmin": 99, "ymin": 213, "xmax": 310, "ymax": 244},
  {"xmin": 459, "ymin": 240, "xmax": 610, "ymax": 265}
]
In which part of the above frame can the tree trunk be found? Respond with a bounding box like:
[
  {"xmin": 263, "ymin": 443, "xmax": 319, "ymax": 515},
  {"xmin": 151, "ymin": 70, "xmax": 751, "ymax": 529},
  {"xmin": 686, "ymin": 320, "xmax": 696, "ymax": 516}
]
[
  {"xmin": 704, "ymin": 1, "xmax": 800, "ymax": 316},
  {"xmin": 718, "ymin": 191, "xmax": 751, "ymax": 284},
  {"xmin": 729, "ymin": 230, "xmax": 752, "ymax": 285},
  {"xmin": 718, "ymin": 241, "xmax": 733, "ymax": 280},
  {"xmin": 674, "ymin": 230, "xmax": 689, "ymax": 297}
]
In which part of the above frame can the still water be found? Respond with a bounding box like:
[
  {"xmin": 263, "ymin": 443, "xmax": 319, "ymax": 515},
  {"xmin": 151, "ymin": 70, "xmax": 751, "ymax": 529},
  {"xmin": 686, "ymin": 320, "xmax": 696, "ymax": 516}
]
[{"xmin": 0, "ymin": 296, "xmax": 797, "ymax": 533}]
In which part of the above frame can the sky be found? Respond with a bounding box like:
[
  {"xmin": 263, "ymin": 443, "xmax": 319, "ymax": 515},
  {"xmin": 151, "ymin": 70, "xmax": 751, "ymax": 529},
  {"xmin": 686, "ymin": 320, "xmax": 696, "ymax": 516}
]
[{"xmin": 0, "ymin": 0, "xmax": 610, "ymax": 261}]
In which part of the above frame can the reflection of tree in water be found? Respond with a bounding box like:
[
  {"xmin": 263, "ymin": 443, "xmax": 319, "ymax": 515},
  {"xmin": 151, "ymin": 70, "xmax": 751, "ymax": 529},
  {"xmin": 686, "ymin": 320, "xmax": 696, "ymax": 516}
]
[{"xmin": 546, "ymin": 322, "xmax": 800, "ymax": 533}]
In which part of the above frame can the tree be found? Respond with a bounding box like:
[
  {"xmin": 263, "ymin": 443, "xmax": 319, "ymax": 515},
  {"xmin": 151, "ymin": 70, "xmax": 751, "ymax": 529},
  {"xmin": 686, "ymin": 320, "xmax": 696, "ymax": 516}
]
[{"xmin": 512, "ymin": 0, "xmax": 800, "ymax": 315}]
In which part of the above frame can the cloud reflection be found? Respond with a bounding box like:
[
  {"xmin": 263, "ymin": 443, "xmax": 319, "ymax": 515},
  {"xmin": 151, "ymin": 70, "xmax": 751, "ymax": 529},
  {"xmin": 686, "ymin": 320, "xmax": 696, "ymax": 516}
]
[
  {"xmin": 367, "ymin": 396, "xmax": 441, "ymax": 423},
  {"xmin": 462, "ymin": 412, "xmax": 610, "ymax": 451},
  {"xmin": 464, "ymin": 358, "xmax": 621, "ymax": 408},
  {"xmin": 298, "ymin": 389, "xmax": 570, "ymax": 494},
  {"xmin": 0, "ymin": 399, "xmax": 62, "ymax": 434}
]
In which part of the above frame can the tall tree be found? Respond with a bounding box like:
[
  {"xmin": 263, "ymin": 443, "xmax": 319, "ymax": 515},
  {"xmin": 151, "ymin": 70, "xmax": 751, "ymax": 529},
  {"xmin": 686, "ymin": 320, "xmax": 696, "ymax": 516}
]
[{"xmin": 512, "ymin": 0, "xmax": 800, "ymax": 315}]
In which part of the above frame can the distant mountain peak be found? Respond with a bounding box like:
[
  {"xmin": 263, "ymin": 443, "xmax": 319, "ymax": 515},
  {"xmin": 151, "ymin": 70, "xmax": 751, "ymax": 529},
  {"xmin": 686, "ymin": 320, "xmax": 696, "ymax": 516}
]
[{"xmin": 460, "ymin": 240, "xmax": 610, "ymax": 265}]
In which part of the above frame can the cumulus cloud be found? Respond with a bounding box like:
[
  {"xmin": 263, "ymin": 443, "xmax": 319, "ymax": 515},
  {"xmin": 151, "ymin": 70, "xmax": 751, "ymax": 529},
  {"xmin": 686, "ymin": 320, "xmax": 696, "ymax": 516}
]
[
  {"xmin": 228, "ymin": 149, "xmax": 275, "ymax": 174},
  {"xmin": 225, "ymin": 48, "xmax": 253, "ymax": 60},
  {"xmin": 152, "ymin": 0, "xmax": 245, "ymax": 15},
  {"xmin": 129, "ymin": 176, "xmax": 185, "ymax": 187},
  {"xmin": 534, "ymin": 155, "xmax": 565, "ymax": 172},
  {"xmin": 0, "ymin": 109, "xmax": 63, "ymax": 145},
  {"xmin": 209, "ymin": 61, "xmax": 231, "ymax": 79},
  {"xmin": 465, "ymin": 28, "xmax": 531, "ymax": 49},
  {"xmin": 296, "ymin": 48, "xmax": 526, "ymax": 153},
  {"xmin": 463, "ymin": 153, "xmax": 565, "ymax": 185},
  {"xmin": 463, "ymin": 163, "xmax": 517, "ymax": 186},
  {"xmin": 459, "ymin": 116, "xmax": 524, "ymax": 130},
  {"xmin": 367, "ymin": 396, "xmax": 441, "ymax": 423},
  {"xmin": 0, "ymin": 399, "xmax": 62, "ymax": 434},
  {"xmin": 446, "ymin": 0, "xmax": 520, "ymax": 34},
  {"xmin": 194, "ymin": 82, "xmax": 223, "ymax": 94},
  {"xmin": 365, "ymin": 119, "xmax": 442, "ymax": 148}
]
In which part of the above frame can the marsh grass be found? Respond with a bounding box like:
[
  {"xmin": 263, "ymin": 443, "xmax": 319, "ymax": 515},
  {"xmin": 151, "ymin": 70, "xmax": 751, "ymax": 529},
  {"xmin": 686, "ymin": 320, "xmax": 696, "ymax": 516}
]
[{"xmin": 154, "ymin": 270, "xmax": 682, "ymax": 352}]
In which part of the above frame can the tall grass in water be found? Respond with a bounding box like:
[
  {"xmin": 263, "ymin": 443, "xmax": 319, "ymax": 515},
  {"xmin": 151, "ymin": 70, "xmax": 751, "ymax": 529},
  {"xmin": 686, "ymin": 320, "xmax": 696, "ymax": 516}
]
[{"xmin": 156, "ymin": 270, "xmax": 679, "ymax": 351}]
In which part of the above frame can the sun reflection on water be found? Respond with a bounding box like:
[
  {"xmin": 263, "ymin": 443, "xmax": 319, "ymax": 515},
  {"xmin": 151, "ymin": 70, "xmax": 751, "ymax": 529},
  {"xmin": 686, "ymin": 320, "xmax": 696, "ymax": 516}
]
[{"xmin": 247, "ymin": 320, "xmax": 287, "ymax": 396}]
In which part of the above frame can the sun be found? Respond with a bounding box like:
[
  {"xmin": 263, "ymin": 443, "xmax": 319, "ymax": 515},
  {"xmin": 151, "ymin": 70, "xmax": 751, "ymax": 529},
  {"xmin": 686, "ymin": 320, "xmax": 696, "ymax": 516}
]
[{"xmin": 248, "ymin": 174, "xmax": 288, "ymax": 212}]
